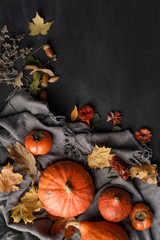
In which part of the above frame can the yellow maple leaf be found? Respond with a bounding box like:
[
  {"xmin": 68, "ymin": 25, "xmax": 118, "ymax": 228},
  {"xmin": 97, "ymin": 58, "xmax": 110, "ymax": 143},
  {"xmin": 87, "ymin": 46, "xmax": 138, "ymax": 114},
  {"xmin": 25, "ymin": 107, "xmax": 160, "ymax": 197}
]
[
  {"xmin": 129, "ymin": 163, "xmax": 158, "ymax": 184},
  {"xmin": 71, "ymin": 105, "xmax": 78, "ymax": 121},
  {"xmin": 29, "ymin": 12, "xmax": 54, "ymax": 36},
  {"xmin": 88, "ymin": 145, "xmax": 114, "ymax": 169},
  {"xmin": 0, "ymin": 163, "xmax": 23, "ymax": 192},
  {"xmin": 11, "ymin": 187, "xmax": 43, "ymax": 224},
  {"xmin": 7, "ymin": 142, "xmax": 37, "ymax": 182}
]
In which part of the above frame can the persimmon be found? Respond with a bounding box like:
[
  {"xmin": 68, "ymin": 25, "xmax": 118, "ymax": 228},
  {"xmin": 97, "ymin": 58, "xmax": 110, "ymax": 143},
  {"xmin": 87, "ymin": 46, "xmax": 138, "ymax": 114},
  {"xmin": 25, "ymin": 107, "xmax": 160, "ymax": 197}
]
[
  {"xmin": 25, "ymin": 130, "xmax": 52, "ymax": 155},
  {"xmin": 129, "ymin": 203, "xmax": 153, "ymax": 230}
]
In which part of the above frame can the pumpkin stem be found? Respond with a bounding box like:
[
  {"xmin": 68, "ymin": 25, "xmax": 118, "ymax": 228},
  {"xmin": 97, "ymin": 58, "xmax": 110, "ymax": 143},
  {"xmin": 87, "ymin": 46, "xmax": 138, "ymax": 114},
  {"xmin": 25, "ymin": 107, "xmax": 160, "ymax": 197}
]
[
  {"xmin": 65, "ymin": 178, "xmax": 73, "ymax": 194},
  {"xmin": 134, "ymin": 211, "xmax": 146, "ymax": 221},
  {"xmin": 65, "ymin": 220, "xmax": 81, "ymax": 229},
  {"xmin": 32, "ymin": 131, "xmax": 45, "ymax": 142},
  {"xmin": 114, "ymin": 195, "xmax": 120, "ymax": 202}
]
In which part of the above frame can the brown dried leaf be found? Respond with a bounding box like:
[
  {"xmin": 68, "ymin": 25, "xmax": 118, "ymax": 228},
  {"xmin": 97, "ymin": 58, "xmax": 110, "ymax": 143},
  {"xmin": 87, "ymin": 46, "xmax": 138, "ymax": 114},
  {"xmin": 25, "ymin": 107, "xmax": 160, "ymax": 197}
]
[
  {"xmin": 24, "ymin": 65, "xmax": 56, "ymax": 78},
  {"xmin": 88, "ymin": 145, "xmax": 114, "ymax": 169},
  {"xmin": 48, "ymin": 76, "xmax": 59, "ymax": 83},
  {"xmin": 0, "ymin": 163, "xmax": 23, "ymax": 192},
  {"xmin": 71, "ymin": 106, "xmax": 78, "ymax": 121},
  {"xmin": 129, "ymin": 163, "xmax": 158, "ymax": 184},
  {"xmin": 7, "ymin": 142, "xmax": 37, "ymax": 182},
  {"xmin": 51, "ymin": 217, "xmax": 76, "ymax": 240},
  {"xmin": 14, "ymin": 71, "xmax": 23, "ymax": 87},
  {"xmin": 11, "ymin": 187, "xmax": 43, "ymax": 224}
]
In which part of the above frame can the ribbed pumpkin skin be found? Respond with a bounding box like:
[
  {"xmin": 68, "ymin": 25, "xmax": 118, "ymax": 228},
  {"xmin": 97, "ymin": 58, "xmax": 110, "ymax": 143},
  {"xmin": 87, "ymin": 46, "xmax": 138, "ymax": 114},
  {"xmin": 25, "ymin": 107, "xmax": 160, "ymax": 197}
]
[
  {"xmin": 98, "ymin": 187, "xmax": 132, "ymax": 222},
  {"xmin": 79, "ymin": 221, "xmax": 129, "ymax": 240},
  {"xmin": 38, "ymin": 161, "xmax": 94, "ymax": 218}
]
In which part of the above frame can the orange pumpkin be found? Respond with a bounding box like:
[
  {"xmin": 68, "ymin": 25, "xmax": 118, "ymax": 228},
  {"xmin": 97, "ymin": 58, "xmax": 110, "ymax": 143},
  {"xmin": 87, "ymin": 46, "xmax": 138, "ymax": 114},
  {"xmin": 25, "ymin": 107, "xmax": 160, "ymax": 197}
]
[
  {"xmin": 38, "ymin": 161, "xmax": 94, "ymax": 218},
  {"xmin": 98, "ymin": 187, "xmax": 132, "ymax": 222},
  {"xmin": 65, "ymin": 220, "xmax": 129, "ymax": 240}
]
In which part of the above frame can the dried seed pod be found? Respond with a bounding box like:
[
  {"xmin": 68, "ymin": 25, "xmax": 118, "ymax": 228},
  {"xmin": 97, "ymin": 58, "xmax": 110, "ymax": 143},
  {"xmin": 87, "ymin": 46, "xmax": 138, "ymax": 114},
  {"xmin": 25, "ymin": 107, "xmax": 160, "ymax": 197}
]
[
  {"xmin": 40, "ymin": 90, "xmax": 47, "ymax": 101},
  {"xmin": 43, "ymin": 44, "xmax": 54, "ymax": 58},
  {"xmin": 41, "ymin": 73, "xmax": 49, "ymax": 87}
]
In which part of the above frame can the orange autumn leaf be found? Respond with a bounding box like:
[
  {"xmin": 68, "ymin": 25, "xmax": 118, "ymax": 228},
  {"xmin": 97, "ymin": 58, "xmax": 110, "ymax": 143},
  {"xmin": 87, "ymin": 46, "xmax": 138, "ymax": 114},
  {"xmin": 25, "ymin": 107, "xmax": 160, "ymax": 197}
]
[
  {"xmin": 84, "ymin": 119, "xmax": 90, "ymax": 127},
  {"xmin": 71, "ymin": 106, "xmax": 78, "ymax": 121},
  {"xmin": 51, "ymin": 216, "xmax": 76, "ymax": 239}
]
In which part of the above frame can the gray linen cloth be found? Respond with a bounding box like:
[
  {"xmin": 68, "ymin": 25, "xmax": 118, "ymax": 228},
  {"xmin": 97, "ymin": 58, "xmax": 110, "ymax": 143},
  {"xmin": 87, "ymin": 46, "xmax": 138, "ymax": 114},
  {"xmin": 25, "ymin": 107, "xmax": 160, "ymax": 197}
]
[{"xmin": 0, "ymin": 90, "xmax": 159, "ymax": 240}]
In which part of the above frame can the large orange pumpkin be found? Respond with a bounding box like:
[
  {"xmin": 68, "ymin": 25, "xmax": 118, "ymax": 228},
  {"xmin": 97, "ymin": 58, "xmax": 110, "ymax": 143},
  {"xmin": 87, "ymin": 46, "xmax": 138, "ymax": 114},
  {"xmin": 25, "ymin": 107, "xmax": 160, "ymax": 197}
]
[
  {"xmin": 98, "ymin": 187, "xmax": 132, "ymax": 222},
  {"xmin": 38, "ymin": 161, "xmax": 94, "ymax": 218},
  {"xmin": 65, "ymin": 220, "xmax": 129, "ymax": 240}
]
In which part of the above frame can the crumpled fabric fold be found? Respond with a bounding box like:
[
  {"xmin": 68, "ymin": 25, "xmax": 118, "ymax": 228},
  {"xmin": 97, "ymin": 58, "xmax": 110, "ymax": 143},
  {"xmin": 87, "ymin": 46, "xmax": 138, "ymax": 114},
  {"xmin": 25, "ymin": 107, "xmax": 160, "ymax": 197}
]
[{"xmin": 0, "ymin": 90, "xmax": 158, "ymax": 240}]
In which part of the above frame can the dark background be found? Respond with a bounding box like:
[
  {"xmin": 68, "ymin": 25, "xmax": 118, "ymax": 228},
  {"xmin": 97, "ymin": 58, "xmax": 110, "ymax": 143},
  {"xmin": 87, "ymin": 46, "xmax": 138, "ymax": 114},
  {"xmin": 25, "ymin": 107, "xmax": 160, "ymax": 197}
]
[{"xmin": 0, "ymin": 0, "xmax": 160, "ymax": 162}]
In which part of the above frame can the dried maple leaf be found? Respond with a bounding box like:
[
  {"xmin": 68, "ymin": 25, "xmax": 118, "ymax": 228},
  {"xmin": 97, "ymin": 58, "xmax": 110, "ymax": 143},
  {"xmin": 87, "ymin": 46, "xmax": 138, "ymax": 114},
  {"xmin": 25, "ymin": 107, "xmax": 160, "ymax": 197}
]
[
  {"xmin": 11, "ymin": 187, "xmax": 43, "ymax": 224},
  {"xmin": 51, "ymin": 216, "xmax": 76, "ymax": 240},
  {"xmin": 71, "ymin": 106, "xmax": 78, "ymax": 121},
  {"xmin": 88, "ymin": 145, "xmax": 114, "ymax": 169},
  {"xmin": 0, "ymin": 163, "xmax": 23, "ymax": 192},
  {"xmin": 29, "ymin": 12, "xmax": 54, "ymax": 37},
  {"xmin": 7, "ymin": 142, "xmax": 37, "ymax": 182},
  {"xmin": 129, "ymin": 163, "xmax": 158, "ymax": 184},
  {"xmin": 14, "ymin": 71, "xmax": 23, "ymax": 87}
]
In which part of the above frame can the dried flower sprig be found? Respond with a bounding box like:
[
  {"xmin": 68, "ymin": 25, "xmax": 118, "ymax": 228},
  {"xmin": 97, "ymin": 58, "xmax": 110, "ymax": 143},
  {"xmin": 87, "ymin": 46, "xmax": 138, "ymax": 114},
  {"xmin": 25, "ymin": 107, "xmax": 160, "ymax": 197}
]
[{"xmin": 0, "ymin": 25, "xmax": 32, "ymax": 85}]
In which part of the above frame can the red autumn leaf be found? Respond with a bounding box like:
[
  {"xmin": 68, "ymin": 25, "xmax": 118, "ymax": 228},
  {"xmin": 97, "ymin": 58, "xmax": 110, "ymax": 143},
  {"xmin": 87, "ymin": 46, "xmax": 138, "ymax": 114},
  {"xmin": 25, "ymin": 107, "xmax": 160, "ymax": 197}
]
[
  {"xmin": 106, "ymin": 111, "xmax": 122, "ymax": 126},
  {"xmin": 136, "ymin": 128, "xmax": 152, "ymax": 143},
  {"xmin": 50, "ymin": 216, "xmax": 76, "ymax": 239}
]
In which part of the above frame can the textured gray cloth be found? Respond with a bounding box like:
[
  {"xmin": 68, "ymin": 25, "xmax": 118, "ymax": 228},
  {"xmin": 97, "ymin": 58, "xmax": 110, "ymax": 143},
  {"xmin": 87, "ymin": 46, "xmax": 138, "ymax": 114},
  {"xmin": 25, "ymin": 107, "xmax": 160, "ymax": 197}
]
[{"xmin": 0, "ymin": 90, "xmax": 159, "ymax": 240}]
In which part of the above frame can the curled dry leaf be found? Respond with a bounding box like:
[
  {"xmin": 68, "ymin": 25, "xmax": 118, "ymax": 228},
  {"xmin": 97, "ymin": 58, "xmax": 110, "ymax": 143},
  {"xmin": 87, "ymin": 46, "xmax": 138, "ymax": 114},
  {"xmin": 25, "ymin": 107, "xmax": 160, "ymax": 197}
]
[
  {"xmin": 0, "ymin": 163, "xmax": 23, "ymax": 192},
  {"xmin": 14, "ymin": 71, "xmax": 23, "ymax": 88},
  {"xmin": 129, "ymin": 163, "xmax": 158, "ymax": 184},
  {"xmin": 24, "ymin": 65, "xmax": 59, "ymax": 84},
  {"xmin": 11, "ymin": 187, "xmax": 43, "ymax": 224},
  {"xmin": 29, "ymin": 12, "xmax": 54, "ymax": 36},
  {"xmin": 71, "ymin": 106, "xmax": 78, "ymax": 121},
  {"xmin": 48, "ymin": 76, "xmax": 59, "ymax": 83},
  {"xmin": 51, "ymin": 216, "xmax": 76, "ymax": 240},
  {"xmin": 7, "ymin": 142, "xmax": 37, "ymax": 182},
  {"xmin": 88, "ymin": 145, "xmax": 114, "ymax": 169}
]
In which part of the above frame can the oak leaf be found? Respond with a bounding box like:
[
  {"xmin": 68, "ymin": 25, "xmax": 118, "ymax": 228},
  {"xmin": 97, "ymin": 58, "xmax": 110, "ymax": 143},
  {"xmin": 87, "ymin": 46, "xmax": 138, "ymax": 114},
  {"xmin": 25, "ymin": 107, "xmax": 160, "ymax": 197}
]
[
  {"xmin": 11, "ymin": 187, "xmax": 43, "ymax": 224},
  {"xmin": 50, "ymin": 216, "xmax": 76, "ymax": 240},
  {"xmin": 29, "ymin": 12, "xmax": 54, "ymax": 36},
  {"xmin": 0, "ymin": 163, "xmax": 23, "ymax": 192},
  {"xmin": 71, "ymin": 106, "xmax": 78, "ymax": 121},
  {"xmin": 88, "ymin": 145, "xmax": 114, "ymax": 169},
  {"xmin": 129, "ymin": 163, "xmax": 158, "ymax": 184},
  {"xmin": 7, "ymin": 142, "xmax": 37, "ymax": 182}
]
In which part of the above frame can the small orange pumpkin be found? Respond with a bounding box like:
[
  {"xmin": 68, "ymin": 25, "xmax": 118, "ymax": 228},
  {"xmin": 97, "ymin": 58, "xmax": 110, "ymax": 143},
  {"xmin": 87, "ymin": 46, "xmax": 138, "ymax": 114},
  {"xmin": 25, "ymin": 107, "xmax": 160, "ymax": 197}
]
[
  {"xmin": 98, "ymin": 187, "xmax": 132, "ymax": 222},
  {"xmin": 65, "ymin": 220, "xmax": 129, "ymax": 240},
  {"xmin": 38, "ymin": 161, "xmax": 94, "ymax": 218}
]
